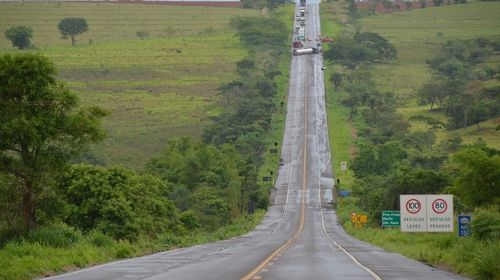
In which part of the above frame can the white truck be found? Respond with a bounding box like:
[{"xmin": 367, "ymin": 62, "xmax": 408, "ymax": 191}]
[{"xmin": 293, "ymin": 48, "xmax": 319, "ymax": 56}]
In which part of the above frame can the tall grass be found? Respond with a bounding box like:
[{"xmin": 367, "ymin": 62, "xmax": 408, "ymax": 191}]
[{"xmin": 0, "ymin": 210, "xmax": 265, "ymax": 280}]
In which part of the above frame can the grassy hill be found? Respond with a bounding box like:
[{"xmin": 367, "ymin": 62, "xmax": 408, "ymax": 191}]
[
  {"xmin": 0, "ymin": 2, "xmax": 259, "ymax": 167},
  {"xmin": 359, "ymin": 1, "xmax": 500, "ymax": 149}
]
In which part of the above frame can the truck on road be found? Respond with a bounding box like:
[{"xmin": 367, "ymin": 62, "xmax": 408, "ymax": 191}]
[{"xmin": 293, "ymin": 47, "xmax": 319, "ymax": 56}]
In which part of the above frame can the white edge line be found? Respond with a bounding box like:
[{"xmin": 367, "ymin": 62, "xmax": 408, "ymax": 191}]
[
  {"xmin": 44, "ymin": 248, "xmax": 182, "ymax": 279},
  {"xmin": 282, "ymin": 52, "xmax": 299, "ymax": 220},
  {"xmin": 313, "ymin": 4, "xmax": 381, "ymax": 280}
]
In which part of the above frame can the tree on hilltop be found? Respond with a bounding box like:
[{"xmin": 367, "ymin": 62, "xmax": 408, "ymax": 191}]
[{"xmin": 58, "ymin": 17, "xmax": 88, "ymax": 46}]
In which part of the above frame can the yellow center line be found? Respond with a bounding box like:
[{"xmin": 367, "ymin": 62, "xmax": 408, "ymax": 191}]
[{"xmin": 241, "ymin": 56, "xmax": 309, "ymax": 280}]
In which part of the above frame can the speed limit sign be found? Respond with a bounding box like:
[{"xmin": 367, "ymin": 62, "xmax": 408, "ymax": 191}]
[
  {"xmin": 427, "ymin": 195, "xmax": 453, "ymax": 232},
  {"xmin": 405, "ymin": 199, "xmax": 422, "ymax": 214},
  {"xmin": 400, "ymin": 195, "xmax": 453, "ymax": 232},
  {"xmin": 400, "ymin": 195, "xmax": 426, "ymax": 232}
]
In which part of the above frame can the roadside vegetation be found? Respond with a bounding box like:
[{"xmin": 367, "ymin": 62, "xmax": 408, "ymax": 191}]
[
  {"xmin": 321, "ymin": 0, "xmax": 499, "ymax": 279},
  {"xmin": 0, "ymin": 2, "xmax": 294, "ymax": 279}
]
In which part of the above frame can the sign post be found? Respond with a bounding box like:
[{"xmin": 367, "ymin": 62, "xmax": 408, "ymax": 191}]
[
  {"xmin": 350, "ymin": 213, "xmax": 368, "ymax": 228},
  {"xmin": 341, "ymin": 162, "xmax": 347, "ymax": 172},
  {"xmin": 381, "ymin": 211, "xmax": 400, "ymax": 228},
  {"xmin": 400, "ymin": 195, "xmax": 454, "ymax": 232},
  {"xmin": 458, "ymin": 215, "xmax": 471, "ymax": 237},
  {"xmin": 427, "ymin": 194, "xmax": 453, "ymax": 232},
  {"xmin": 400, "ymin": 195, "xmax": 427, "ymax": 232}
]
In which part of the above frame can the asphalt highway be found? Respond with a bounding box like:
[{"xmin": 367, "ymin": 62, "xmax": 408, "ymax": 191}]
[{"xmin": 44, "ymin": 4, "xmax": 469, "ymax": 280}]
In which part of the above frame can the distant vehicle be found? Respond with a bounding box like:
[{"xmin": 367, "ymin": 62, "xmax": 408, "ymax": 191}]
[
  {"xmin": 319, "ymin": 36, "xmax": 334, "ymax": 43},
  {"xmin": 293, "ymin": 48, "xmax": 318, "ymax": 56},
  {"xmin": 293, "ymin": 41, "xmax": 303, "ymax": 48}
]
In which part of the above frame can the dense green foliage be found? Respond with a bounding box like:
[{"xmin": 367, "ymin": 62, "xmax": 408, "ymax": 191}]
[
  {"xmin": 4, "ymin": 26, "xmax": 32, "ymax": 49},
  {"xmin": 58, "ymin": 17, "xmax": 88, "ymax": 46},
  {"xmin": 447, "ymin": 145, "xmax": 500, "ymax": 208},
  {"xmin": 325, "ymin": 28, "xmax": 498, "ymax": 223},
  {"xmin": 324, "ymin": 32, "xmax": 397, "ymax": 67},
  {"xmin": 58, "ymin": 165, "xmax": 179, "ymax": 240},
  {"xmin": 0, "ymin": 53, "xmax": 107, "ymax": 229},
  {"xmin": 203, "ymin": 16, "xmax": 288, "ymax": 212},
  {"xmin": 146, "ymin": 138, "xmax": 244, "ymax": 229},
  {"xmin": 323, "ymin": 3, "xmax": 499, "ymax": 278},
  {"xmin": 419, "ymin": 38, "xmax": 500, "ymax": 129}
]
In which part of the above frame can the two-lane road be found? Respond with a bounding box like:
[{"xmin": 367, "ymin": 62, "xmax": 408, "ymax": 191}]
[{"xmin": 46, "ymin": 4, "xmax": 468, "ymax": 280}]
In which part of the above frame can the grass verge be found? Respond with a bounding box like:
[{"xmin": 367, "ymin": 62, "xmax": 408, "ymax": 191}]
[{"xmin": 0, "ymin": 211, "xmax": 265, "ymax": 280}]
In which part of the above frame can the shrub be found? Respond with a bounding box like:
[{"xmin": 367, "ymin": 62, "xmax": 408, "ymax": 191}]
[
  {"xmin": 0, "ymin": 226, "xmax": 23, "ymax": 249},
  {"xmin": 25, "ymin": 223, "xmax": 81, "ymax": 248},
  {"xmin": 85, "ymin": 230, "xmax": 114, "ymax": 247},
  {"xmin": 472, "ymin": 241, "xmax": 500, "ymax": 280},
  {"xmin": 472, "ymin": 207, "xmax": 500, "ymax": 241},
  {"xmin": 59, "ymin": 164, "xmax": 178, "ymax": 241},
  {"xmin": 179, "ymin": 210, "xmax": 200, "ymax": 230},
  {"xmin": 136, "ymin": 30, "xmax": 149, "ymax": 40},
  {"xmin": 113, "ymin": 241, "xmax": 135, "ymax": 258}
]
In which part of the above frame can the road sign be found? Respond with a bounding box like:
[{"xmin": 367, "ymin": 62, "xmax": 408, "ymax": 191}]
[
  {"xmin": 350, "ymin": 213, "xmax": 368, "ymax": 228},
  {"xmin": 382, "ymin": 211, "xmax": 400, "ymax": 227},
  {"xmin": 269, "ymin": 148, "xmax": 278, "ymax": 154},
  {"xmin": 400, "ymin": 195, "xmax": 426, "ymax": 232},
  {"xmin": 427, "ymin": 195, "xmax": 453, "ymax": 232},
  {"xmin": 262, "ymin": 176, "xmax": 272, "ymax": 182},
  {"xmin": 341, "ymin": 162, "xmax": 347, "ymax": 172},
  {"xmin": 400, "ymin": 195, "xmax": 454, "ymax": 232},
  {"xmin": 458, "ymin": 215, "xmax": 471, "ymax": 237}
]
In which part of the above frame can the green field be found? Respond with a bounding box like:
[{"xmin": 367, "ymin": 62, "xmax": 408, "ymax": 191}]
[
  {"xmin": 360, "ymin": 2, "xmax": 500, "ymax": 149},
  {"xmin": 0, "ymin": 2, "xmax": 259, "ymax": 167}
]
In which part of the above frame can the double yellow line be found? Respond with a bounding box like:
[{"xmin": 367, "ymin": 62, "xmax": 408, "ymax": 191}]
[{"xmin": 241, "ymin": 57, "xmax": 309, "ymax": 280}]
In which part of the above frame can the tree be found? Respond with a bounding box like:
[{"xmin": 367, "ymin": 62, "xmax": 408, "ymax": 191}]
[
  {"xmin": 354, "ymin": 32, "xmax": 397, "ymax": 61},
  {"xmin": 58, "ymin": 18, "xmax": 88, "ymax": 46},
  {"xmin": 0, "ymin": 53, "xmax": 106, "ymax": 229},
  {"xmin": 404, "ymin": 0, "xmax": 413, "ymax": 10},
  {"xmin": 59, "ymin": 165, "xmax": 178, "ymax": 240},
  {"xmin": 266, "ymin": 0, "xmax": 286, "ymax": 10},
  {"xmin": 331, "ymin": 72, "xmax": 343, "ymax": 90},
  {"xmin": 417, "ymin": 79, "xmax": 449, "ymax": 110},
  {"xmin": 432, "ymin": 0, "xmax": 444, "ymax": 6},
  {"xmin": 4, "ymin": 26, "xmax": 33, "ymax": 50},
  {"xmin": 136, "ymin": 30, "xmax": 149, "ymax": 40},
  {"xmin": 448, "ymin": 145, "xmax": 500, "ymax": 209}
]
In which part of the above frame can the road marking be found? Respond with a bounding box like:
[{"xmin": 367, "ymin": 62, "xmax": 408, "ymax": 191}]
[
  {"xmin": 282, "ymin": 57, "xmax": 299, "ymax": 220},
  {"xmin": 241, "ymin": 50, "xmax": 310, "ymax": 280},
  {"xmin": 312, "ymin": 4, "xmax": 381, "ymax": 279}
]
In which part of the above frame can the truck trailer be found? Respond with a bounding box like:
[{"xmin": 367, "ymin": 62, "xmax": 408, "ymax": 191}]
[{"xmin": 293, "ymin": 48, "xmax": 318, "ymax": 56}]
